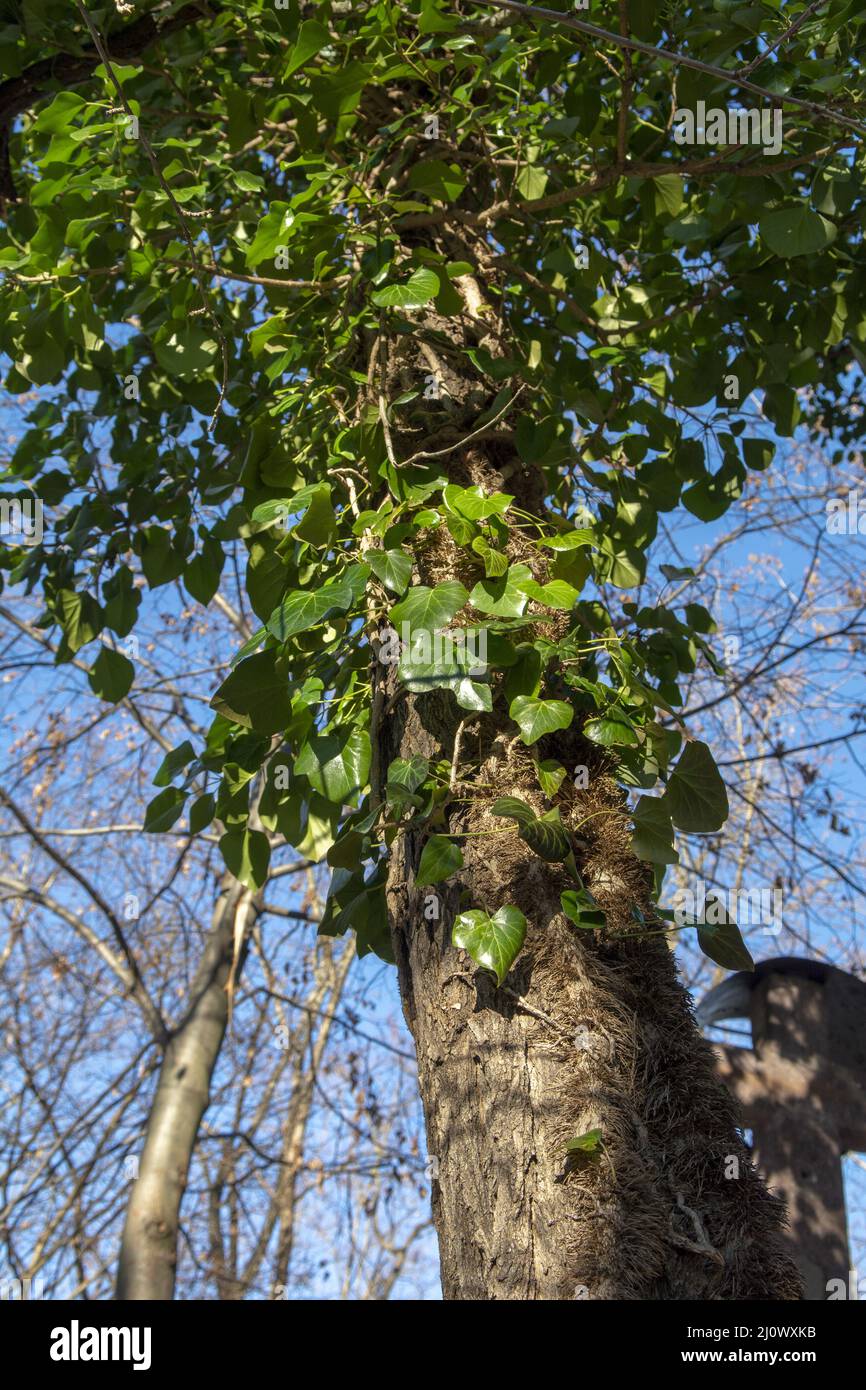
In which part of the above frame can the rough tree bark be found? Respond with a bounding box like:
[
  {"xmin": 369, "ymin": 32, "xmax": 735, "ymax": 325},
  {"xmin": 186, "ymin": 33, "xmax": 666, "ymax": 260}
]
[
  {"xmin": 116, "ymin": 875, "xmax": 255, "ymax": 1300},
  {"xmin": 382, "ymin": 504, "xmax": 802, "ymax": 1301},
  {"xmin": 369, "ymin": 223, "xmax": 803, "ymax": 1299}
]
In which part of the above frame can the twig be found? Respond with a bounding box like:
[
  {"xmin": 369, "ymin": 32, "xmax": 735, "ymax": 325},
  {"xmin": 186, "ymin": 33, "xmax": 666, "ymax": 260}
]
[
  {"xmin": 202, "ymin": 261, "xmax": 347, "ymax": 292},
  {"xmin": 501, "ymin": 985, "xmax": 572, "ymax": 1038},
  {"xmin": 669, "ymin": 1193, "xmax": 725, "ymax": 1266},
  {"xmin": 737, "ymin": 0, "xmax": 829, "ymax": 78},
  {"xmin": 450, "ymin": 719, "xmax": 468, "ymax": 793},
  {"xmin": 473, "ymin": 0, "xmax": 866, "ymax": 138},
  {"xmin": 0, "ymin": 786, "xmax": 166, "ymax": 1043},
  {"xmin": 616, "ymin": 0, "xmax": 633, "ymax": 167},
  {"xmin": 375, "ymin": 318, "xmax": 399, "ymax": 470},
  {"xmin": 401, "ymin": 383, "xmax": 528, "ymax": 466}
]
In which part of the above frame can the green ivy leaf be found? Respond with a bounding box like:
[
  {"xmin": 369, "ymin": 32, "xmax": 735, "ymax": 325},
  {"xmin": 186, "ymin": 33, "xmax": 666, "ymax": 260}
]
[
  {"xmin": 219, "ymin": 828, "xmax": 271, "ymax": 890},
  {"xmin": 416, "ymin": 834, "xmax": 464, "ymax": 886},
  {"xmin": 471, "ymin": 535, "xmax": 510, "ymax": 578},
  {"xmin": 452, "ymin": 905, "xmax": 527, "ymax": 984},
  {"xmin": 386, "ymin": 754, "xmax": 429, "ymax": 793},
  {"xmin": 469, "ymin": 564, "xmax": 532, "ymax": 618},
  {"xmin": 630, "ymin": 796, "xmax": 679, "ymax": 865},
  {"xmin": 454, "ymin": 677, "xmax": 493, "ymax": 712},
  {"xmin": 143, "ymin": 787, "xmax": 186, "ymax": 834},
  {"xmin": 266, "ymin": 581, "xmax": 354, "ymax": 642},
  {"xmin": 560, "ymin": 889, "xmax": 607, "ymax": 929},
  {"xmin": 390, "ymin": 580, "xmax": 468, "ymax": 631},
  {"xmin": 443, "ymin": 484, "xmax": 513, "ymax": 520},
  {"xmin": 367, "ymin": 547, "xmax": 413, "ymax": 595},
  {"xmin": 565, "ymin": 1127, "xmax": 603, "ymax": 1155},
  {"xmin": 584, "ymin": 713, "xmax": 640, "ymax": 748},
  {"xmin": 490, "ymin": 796, "xmax": 535, "ymax": 826},
  {"xmin": 519, "ymin": 578, "xmax": 580, "ymax": 610},
  {"xmin": 295, "ymin": 729, "xmax": 371, "ymax": 806},
  {"xmin": 371, "ymin": 267, "xmax": 440, "ymax": 309},
  {"xmin": 662, "ymin": 740, "xmax": 729, "ymax": 832},
  {"xmin": 510, "ymin": 695, "xmax": 574, "ymax": 746},
  {"xmin": 536, "ymin": 760, "xmax": 566, "ymax": 796},
  {"xmin": 491, "ymin": 797, "xmax": 570, "ymax": 861},
  {"xmin": 446, "ymin": 513, "xmax": 476, "ymax": 546},
  {"xmin": 538, "ymin": 529, "xmax": 594, "ymax": 551},
  {"xmin": 87, "ymin": 646, "xmax": 134, "ymax": 703}
]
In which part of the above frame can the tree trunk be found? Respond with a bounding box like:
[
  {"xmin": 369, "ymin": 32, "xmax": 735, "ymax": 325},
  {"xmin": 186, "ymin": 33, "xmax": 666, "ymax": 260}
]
[
  {"xmin": 357, "ymin": 96, "xmax": 803, "ymax": 1300},
  {"xmin": 384, "ymin": 693, "xmax": 802, "ymax": 1299},
  {"xmin": 371, "ymin": 345, "xmax": 802, "ymax": 1296},
  {"xmin": 116, "ymin": 876, "xmax": 255, "ymax": 1300}
]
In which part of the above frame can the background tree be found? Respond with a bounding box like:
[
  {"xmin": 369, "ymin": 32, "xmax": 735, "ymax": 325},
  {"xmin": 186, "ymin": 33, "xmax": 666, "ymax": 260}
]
[
  {"xmin": 1, "ymin": 0, "xmax": 865, "ymax": 1300},
  {"xmin": 0, "ymin": 580, "xmax": 433, "ymax": 1300}
]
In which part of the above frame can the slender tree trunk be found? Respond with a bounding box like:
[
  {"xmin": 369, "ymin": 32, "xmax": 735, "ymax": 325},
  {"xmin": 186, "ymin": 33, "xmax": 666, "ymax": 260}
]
[{"xmin": 116, "ymin": 876, "xmax": 255, "ymax": 1300}]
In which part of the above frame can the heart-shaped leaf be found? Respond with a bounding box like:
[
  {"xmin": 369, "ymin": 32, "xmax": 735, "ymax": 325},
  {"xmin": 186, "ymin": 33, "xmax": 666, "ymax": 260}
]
[
  {"xmin": 631, "ymin": 796, "xmax": 679, "ymax": 865},
  {"xmin": 538, "ymin": 529, "xmax": 594, "ymax": 551},
  {"xmin": 367, "ymin": 547, "xmax": 413, "ymax": 595},
  {"xmin": 266, "ymin": 582, "xmax": 353, "ymax": 643},
  {"xmin": 443, "ymin": 484, "xmax": 513, "ymax": 520},
  {"xmin": 390, "ymin": 580, "xmax": 468, "ymax": 632},
  {"xmin": 295, "ymin": 729, "xmax": 371, "ymax": 806},
  {"xmin": 371, "ymin": 267, "xmax": 440, "ymax": 309},
  {"xmin": 536, "ymin": 759, "xmax": 567, "ymax": 796},
  {"xmin": 662, "ymin": 740, "xmax": 729, "ymax": 832},
  {"xmin": 416, "ymin": 834, "xmax": 464, "ymax": 886},
  {"xmin": 523, "ymin": 808, "xmax": 570, "ymax": 861},
  {"xmin": 452, "ymin": 905, "xmax": 527, "ymax": 984},
  {"xmin": 471, "ymin": 535, "xmax": 510, "ymax": 578},
  {"xmin": 470, "ymin": 563, "xmax": 533, "ymax": 618},
  {"xmin": 491, "ymin": 797, "xmax": 570, "ymax": 862},
  {"xmin": 88, "ymin": 645, "xmax": 134, "ymax": 703},
  {"xmin": 490, "ymin": 796, "xmax": 535, "ymax": 826},
  {"xmin": 510, "ymin": 695, "xmax": 574, "ymax": 746},
  {"xmin": 387, "ymin": 755, "xmax": 429, "ymax": 793},
  {"xmin": 518, "ymin": 578, "xmax": 580, "ymax": 611},
  {"xmin": 584, "ymin": 712, "xmax": 639, "ymax": 747},
  {"xmin": 566, "ymin": 1127, "xmax": 603, "ymax": 1155}
]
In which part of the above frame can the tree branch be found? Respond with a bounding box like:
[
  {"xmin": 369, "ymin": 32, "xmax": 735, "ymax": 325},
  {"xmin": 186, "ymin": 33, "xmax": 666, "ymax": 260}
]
[
  {"xmin": 472, "ymin": 0, "xmax": 866, "ymax": 138},
  {"xmin": 0, "ymin": 2, "xmax": 221, "ymax": 203},
  {"xmin": 0, "ymin": 785, "xmax": 167, "ymax": 1043}
]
